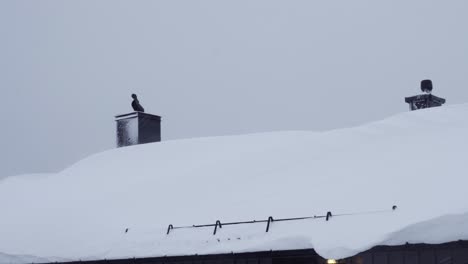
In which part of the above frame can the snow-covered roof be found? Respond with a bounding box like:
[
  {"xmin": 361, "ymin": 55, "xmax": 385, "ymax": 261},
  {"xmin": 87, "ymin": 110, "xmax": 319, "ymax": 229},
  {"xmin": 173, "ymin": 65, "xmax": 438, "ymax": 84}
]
[{"xmin": 1, "ymin": 104, "xmax": 468, "ymax": 264}]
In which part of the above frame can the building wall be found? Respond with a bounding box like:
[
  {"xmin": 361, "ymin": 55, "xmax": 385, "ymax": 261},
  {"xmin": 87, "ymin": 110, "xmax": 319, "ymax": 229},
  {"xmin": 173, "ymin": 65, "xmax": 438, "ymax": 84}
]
[
  {"xmin": 345, "ymin": 241, "xmax": 468, "ymax": 264},
  {"xmin": 39, "ymin": 241, "xmax": 468, "ymax": 264},
  {"xmin": 45, "ymin": 249, "xmax": 322, "ymax": 264}
]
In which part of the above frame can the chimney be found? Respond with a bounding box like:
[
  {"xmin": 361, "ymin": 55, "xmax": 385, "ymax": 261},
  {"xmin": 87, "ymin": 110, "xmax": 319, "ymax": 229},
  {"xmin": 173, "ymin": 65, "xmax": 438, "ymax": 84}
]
[
  {"xmin": 420, "ymin": 79, "xmax": 433, "ymax": 93},
  {"xmin": 404, "ymin": 79, "xmax": 446, "ymax": 111},
  {"xmin": 115, "ymin": 112, "xmax": 161, "ymax": 147}
]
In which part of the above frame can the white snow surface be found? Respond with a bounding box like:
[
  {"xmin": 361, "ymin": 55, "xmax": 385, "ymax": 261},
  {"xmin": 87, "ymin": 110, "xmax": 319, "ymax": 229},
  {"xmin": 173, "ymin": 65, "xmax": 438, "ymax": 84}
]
[{"xmin": 1, "ymin": 104, "xmax": 468, "ymax": 263}]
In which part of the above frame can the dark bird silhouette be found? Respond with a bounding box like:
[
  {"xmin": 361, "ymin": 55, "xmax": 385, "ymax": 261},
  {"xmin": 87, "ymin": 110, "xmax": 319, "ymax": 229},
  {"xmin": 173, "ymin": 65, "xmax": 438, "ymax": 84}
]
[{"xmin": 131, "ymin": 94, "xmax": 145, "ymax": 112}]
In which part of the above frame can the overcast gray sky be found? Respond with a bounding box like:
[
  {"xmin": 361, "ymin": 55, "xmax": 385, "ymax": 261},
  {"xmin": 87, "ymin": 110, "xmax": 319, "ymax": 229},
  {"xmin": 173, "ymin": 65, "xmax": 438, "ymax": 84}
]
[{"xmin": 1, "ymin": 0, "xmax": 467, "ymax": 178}]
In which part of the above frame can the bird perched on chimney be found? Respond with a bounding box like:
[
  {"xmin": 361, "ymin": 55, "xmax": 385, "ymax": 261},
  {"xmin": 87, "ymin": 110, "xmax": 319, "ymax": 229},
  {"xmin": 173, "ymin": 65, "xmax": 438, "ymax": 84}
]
[{"xmin": 131, "ymin": 94, "xmax": 145, "ymax": 112}]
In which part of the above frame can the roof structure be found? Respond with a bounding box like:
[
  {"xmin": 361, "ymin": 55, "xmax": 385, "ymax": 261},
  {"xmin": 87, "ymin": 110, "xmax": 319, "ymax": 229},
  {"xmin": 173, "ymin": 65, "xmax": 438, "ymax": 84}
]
[{"xmin": 1, "ymin": 104, "xmax": 468, "ymax": 264}]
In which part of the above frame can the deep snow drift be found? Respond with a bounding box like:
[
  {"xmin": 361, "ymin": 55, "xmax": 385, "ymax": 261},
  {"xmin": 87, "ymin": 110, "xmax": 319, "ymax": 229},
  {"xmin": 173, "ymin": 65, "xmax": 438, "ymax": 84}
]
[{"xmin": 1, "ymin": 104, "xmax": 468, "ymax": 263}]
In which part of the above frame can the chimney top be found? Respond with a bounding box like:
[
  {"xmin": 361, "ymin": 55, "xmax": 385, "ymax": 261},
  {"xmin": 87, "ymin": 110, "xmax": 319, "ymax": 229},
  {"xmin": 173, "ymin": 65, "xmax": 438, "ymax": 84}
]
[
  {"xmin": 115, "ymin": 112, "xmax": 161, "ymax": 147},
  {"xmin": 405, "ymin": 79, "xmax": 446, "ymax": 111},
  {"xmin": 421, "ymin": 79, "xmax": 433, "ymax": 93}
]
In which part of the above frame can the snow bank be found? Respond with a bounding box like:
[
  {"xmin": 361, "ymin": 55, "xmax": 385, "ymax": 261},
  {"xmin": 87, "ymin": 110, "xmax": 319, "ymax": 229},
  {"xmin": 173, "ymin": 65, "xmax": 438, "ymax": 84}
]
[
  {"xmin": 0, "ymin": 252, "xmax": 58, "ymax": 264},
  {"xmin": 1, "ymin": 104, "xmax": 468, "ymax": 263}
]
